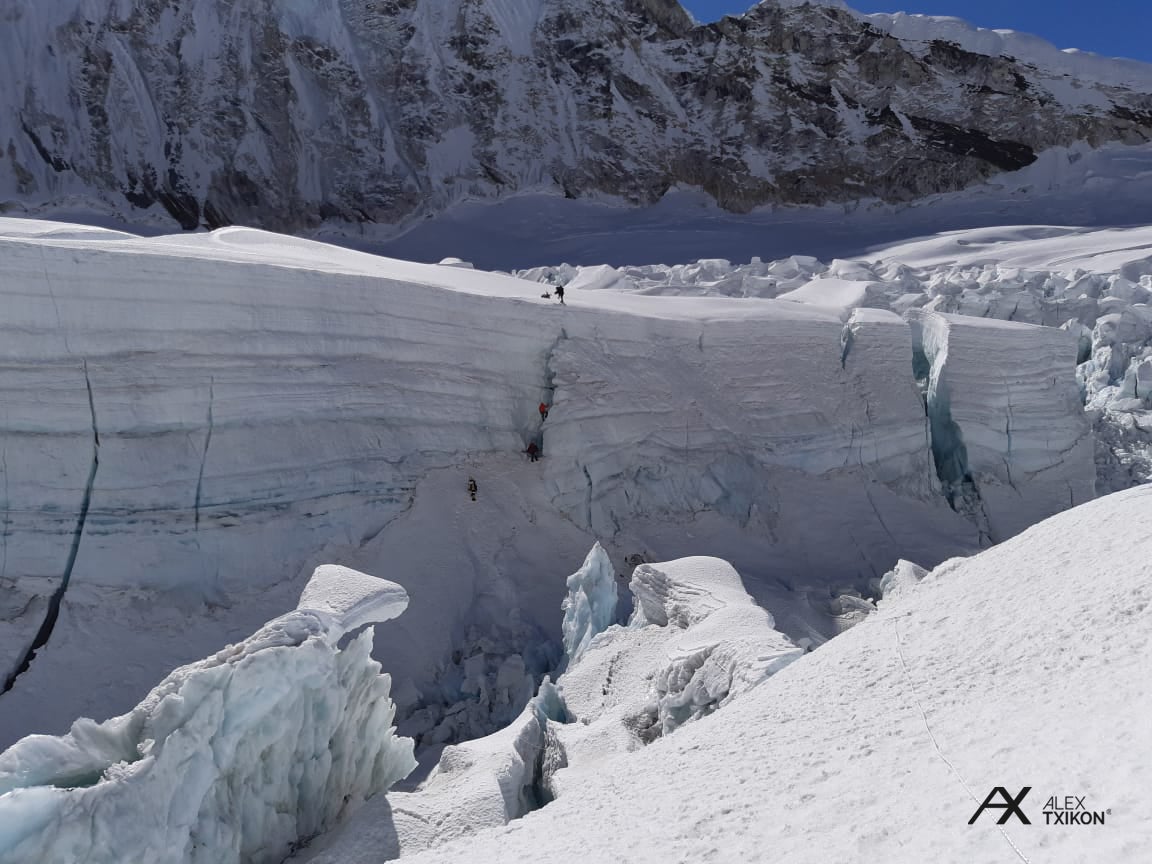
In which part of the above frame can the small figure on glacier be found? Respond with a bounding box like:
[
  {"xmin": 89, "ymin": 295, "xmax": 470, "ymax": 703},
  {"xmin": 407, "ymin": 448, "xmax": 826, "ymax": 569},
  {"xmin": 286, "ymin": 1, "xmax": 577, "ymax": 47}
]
[
  {"xmin": 555, "ymin": 283, "xmax": 565, "ymax": 305},
  {"xmin": 539, "ymin": 401, "xmax": 549, "ymax": 421},
  {"xmin": 467, "ymin": 476, "xmax": 478, "ymax": 501},
  {"xmin": 525, "ymin": 441, "xmax": 540, "ymax": 462}
]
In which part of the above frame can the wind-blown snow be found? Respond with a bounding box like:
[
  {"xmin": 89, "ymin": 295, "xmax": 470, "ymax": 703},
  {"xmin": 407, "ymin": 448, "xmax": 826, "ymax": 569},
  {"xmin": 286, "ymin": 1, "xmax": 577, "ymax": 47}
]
[
  {"xmin": 396, "ymin": 485, "xmax": 1152, "ymax": 864},
  {"xmin": 0, "ymin": 565, "xmax": 416, "ymax": 864}
]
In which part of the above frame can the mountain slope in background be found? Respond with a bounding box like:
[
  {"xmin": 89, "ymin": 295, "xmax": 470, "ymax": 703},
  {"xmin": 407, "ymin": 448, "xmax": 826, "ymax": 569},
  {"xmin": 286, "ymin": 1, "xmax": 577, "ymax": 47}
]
[{"xmin": 3, "ymin": 0, "xmax": 1152, "ymax": 234}]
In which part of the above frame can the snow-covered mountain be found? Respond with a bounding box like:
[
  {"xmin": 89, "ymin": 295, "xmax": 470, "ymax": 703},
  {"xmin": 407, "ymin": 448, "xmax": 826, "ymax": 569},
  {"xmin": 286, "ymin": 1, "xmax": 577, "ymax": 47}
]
[{"xmin": 4, "ymin": 0, "xmax": 1152, "ymax": 234}]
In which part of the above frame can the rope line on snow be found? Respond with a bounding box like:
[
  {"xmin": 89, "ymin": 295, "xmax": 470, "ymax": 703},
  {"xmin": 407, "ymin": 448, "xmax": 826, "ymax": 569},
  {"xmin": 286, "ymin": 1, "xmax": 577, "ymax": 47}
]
[{"xmin": 891, "ymin": 618, "xmax": 1031, "ymax": 864}]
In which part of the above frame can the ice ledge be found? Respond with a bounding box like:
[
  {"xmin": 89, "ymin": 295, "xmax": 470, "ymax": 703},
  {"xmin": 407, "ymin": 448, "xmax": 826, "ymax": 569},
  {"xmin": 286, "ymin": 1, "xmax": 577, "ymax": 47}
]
[{"xmin": 297, "ymin": 564, "xmax": 409, "ymax": 644}]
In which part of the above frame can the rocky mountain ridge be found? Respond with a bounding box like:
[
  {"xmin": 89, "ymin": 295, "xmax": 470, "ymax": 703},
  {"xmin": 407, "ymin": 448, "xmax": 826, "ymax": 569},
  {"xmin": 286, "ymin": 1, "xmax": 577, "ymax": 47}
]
[{"xmin": 3, "ymin": 0, "xmax": 1152, "ymax": 233}]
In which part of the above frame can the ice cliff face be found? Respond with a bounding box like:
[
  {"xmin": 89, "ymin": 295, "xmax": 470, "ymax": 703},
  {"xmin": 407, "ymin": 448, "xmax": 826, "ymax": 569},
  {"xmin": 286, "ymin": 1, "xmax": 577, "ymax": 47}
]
[
  {"xmin": 0, "ymin": 220, "xmax": 1095, "ymax": 752},
  {"xmin": 3, "ymin": 0, "xmax": 1152, "ymax": 232}
]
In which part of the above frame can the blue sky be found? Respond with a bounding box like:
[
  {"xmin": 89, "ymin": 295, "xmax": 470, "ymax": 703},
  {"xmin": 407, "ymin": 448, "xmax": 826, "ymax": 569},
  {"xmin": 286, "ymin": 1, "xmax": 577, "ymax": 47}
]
[{"xmin": 679, "ymin": 1, "xmax": 1152, "ymax": 63}]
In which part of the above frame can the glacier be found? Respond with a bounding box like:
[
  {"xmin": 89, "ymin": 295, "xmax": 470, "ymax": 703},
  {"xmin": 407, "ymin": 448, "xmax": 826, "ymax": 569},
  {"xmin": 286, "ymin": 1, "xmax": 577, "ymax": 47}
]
[
  {"xmin": 913, "ymin": 310, "xmax": 1095, "ymax": 542},
  {"xmin": 0, "ymin": 215, "xmax": 1123, "ymax": 753},
  {"xmin": 0, "ymin": 565, "xmax": 416, "ymax": 864}
]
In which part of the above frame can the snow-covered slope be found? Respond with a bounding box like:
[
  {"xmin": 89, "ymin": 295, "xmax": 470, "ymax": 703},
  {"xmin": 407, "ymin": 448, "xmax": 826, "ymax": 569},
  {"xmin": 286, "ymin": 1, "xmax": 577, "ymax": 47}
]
[
  {"xmin": 3, "ymin": 0, "xmax": 1152, "ymax": 235},
  {"xmin": 392, "ymin": 484, "xmax": 1152, "ymax": 864}
]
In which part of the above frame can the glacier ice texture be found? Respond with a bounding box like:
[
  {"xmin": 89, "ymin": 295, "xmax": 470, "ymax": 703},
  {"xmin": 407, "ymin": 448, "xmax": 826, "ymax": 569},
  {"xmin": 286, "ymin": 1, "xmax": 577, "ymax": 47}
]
[
  {"xmin": 0, "ymin": 565, "xmax": 416, "ymax": 864},
  {"xmin": 560, "ymin": 542, "xmax": 618, "ymax": 665},
  {"xmin": 294, "ymin": 548, "xmax": 797, "ymax": 863}
]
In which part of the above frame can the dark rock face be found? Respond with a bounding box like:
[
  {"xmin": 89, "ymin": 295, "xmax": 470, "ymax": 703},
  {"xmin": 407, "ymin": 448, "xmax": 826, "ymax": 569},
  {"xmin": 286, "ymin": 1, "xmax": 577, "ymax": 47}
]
[{"xmin": 2, "ymin": 0, "xmax": 1151, "ymax": 232}]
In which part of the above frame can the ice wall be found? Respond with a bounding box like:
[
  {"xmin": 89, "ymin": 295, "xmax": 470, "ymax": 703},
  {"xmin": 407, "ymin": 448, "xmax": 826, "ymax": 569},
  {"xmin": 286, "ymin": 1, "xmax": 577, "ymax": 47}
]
[
  {"xmin": 914, "ymin": 311, "xmax": 1096, "ymax": 542},
  {"xmin": 0, "ymin": 565, "xmax": 416, "ymax": 864},
  {"xmin": 0, "ymin": 221, "xmax": 1097, "ymax": 747}
]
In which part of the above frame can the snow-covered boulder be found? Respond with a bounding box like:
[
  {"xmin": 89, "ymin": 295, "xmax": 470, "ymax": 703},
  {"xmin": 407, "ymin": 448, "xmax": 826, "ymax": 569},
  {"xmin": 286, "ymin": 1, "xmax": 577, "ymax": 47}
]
[{"xmin": 0, "ymin": 566, "xmax": 416, "ymax": 864}]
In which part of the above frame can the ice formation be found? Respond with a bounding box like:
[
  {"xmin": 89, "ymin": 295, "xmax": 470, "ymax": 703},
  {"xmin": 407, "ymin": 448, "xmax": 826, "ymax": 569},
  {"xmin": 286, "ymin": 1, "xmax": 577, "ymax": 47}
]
[
  {"xmin": 876, "ymin": 559, "xmax": 929, "ymax": 603},
  {"xmin": 621, "ymin": 558, "xmax": 803, "ymax": 736},
  {"xmin": 560, "ymin": 542, "xmax": 618, "ymax": 664},
  {"xmin": 0, "ymin": 216, "xmax": 1131, "ymax": 756},
  {"xmin": 0, "ymin": 220, "xmax": 992, "ymax": 749},
  {"xmin": 295, "ymin": 682, "xmax": 567, "ymax": 864},
  {"xmin": 0, "ymin": 566, "xmax": 416, "ymax": 864},
  {"xmin": 294, "ymin": 548, "xmax": 800, "ymax": 863},
  {"xmin": 912, "ymin": 310, "xmax": 1095, "ymax": 542}
]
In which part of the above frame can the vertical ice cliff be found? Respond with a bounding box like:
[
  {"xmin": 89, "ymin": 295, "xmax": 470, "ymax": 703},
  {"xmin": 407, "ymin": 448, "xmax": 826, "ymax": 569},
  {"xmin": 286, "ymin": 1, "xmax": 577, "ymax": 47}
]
[
  {"xmin": 0, "ymin": 225, "xmax": 983, "ymax": 750},
  {"xmin": 0, "ymin": 565, "xmax": 416, "ymax": 864},
  {"xmin": 912, "ymin": 311, "xmax": 1095, "ymax": 542},
  {"xmin": 0, "ymin": 223, "xmax": 1102, "ymax": 753}
]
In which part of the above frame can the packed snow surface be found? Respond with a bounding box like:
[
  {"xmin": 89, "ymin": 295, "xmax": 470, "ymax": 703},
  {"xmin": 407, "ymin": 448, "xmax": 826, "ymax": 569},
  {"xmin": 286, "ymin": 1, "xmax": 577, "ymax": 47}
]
[
  {"xmin": 0, "ymin": 566, "xmax": 416, "ymax": 864},
  {"xmin": 392, "ymin": 485, "xmax": 1152, "ymax": 864}
]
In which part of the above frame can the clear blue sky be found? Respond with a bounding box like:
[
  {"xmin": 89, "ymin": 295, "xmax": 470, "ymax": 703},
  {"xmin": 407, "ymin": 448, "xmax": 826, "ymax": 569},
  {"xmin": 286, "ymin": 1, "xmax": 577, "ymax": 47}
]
[{"xmin": 680, "ymin": 1, "xmax": 1152, "ymax": 63}]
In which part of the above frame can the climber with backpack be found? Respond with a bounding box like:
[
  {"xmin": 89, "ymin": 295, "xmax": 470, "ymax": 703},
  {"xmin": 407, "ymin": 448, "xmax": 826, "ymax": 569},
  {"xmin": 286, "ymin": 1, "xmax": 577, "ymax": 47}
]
[
  {"xmin": 525, "ymin": 441, "xmax": 540, "ymax": 462},
  {"xmin": 539, "ymin": 401, "xmax": 549, "ymax": 421},
  {"xmin": 467, "ymin": 476, "xmax": 478, "ymax": 501}
]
